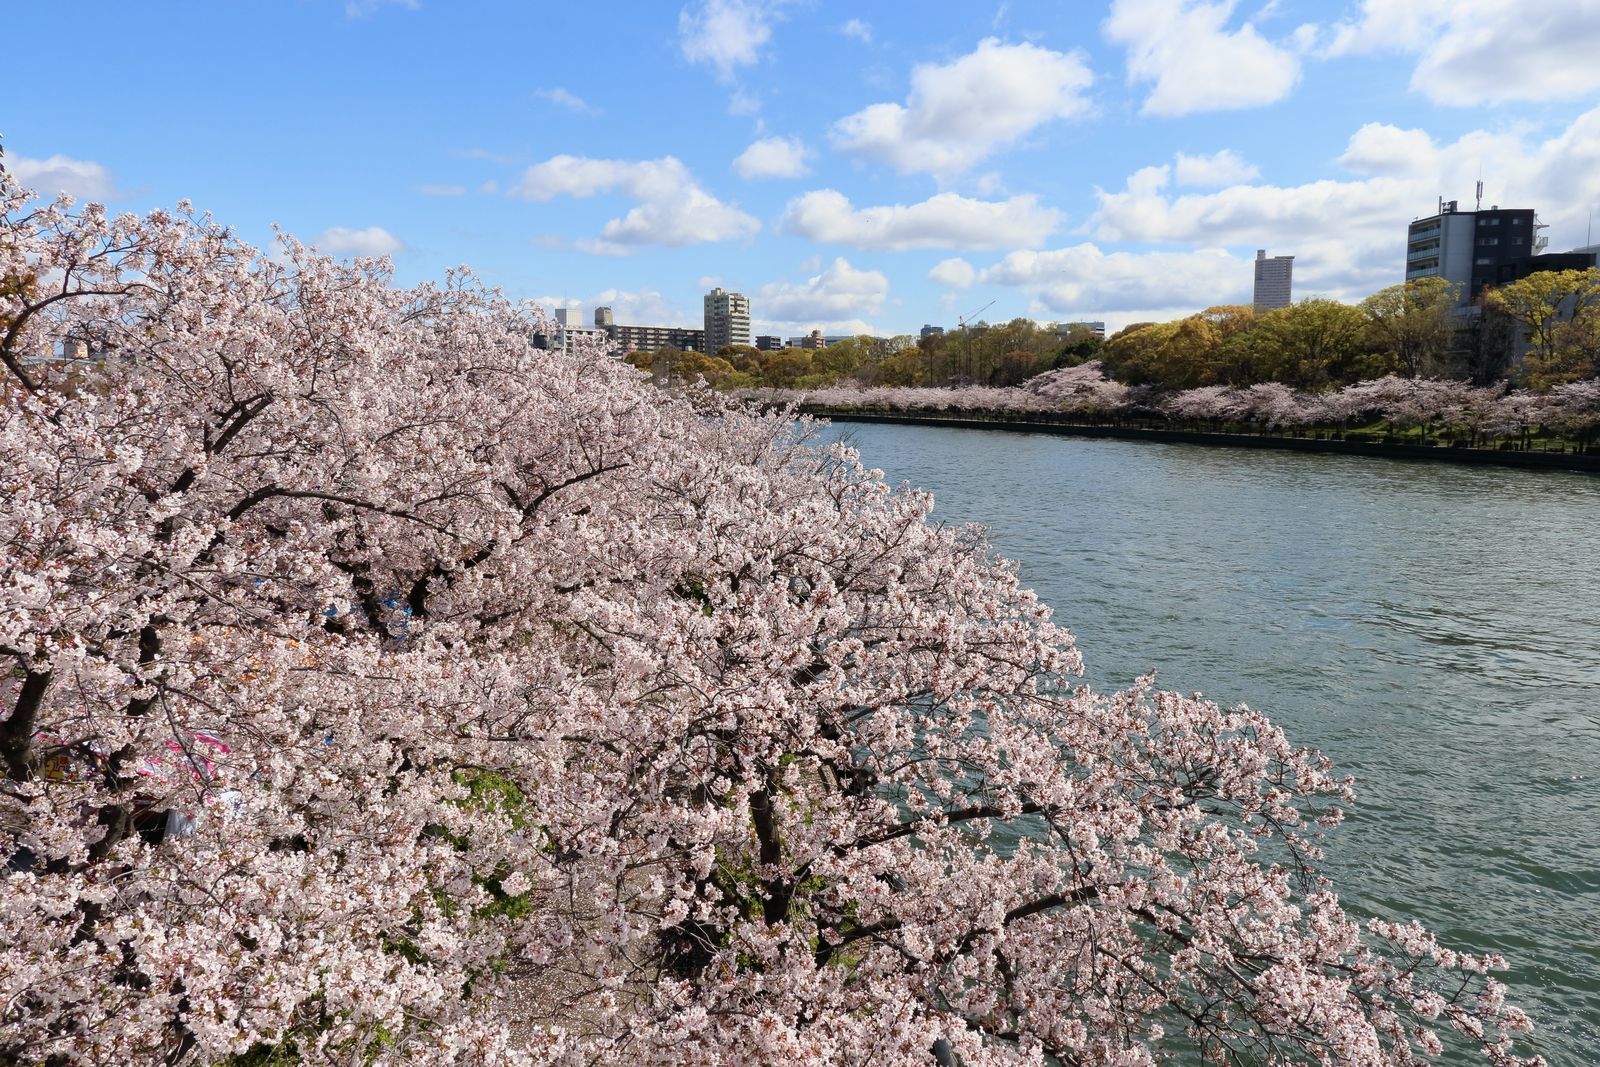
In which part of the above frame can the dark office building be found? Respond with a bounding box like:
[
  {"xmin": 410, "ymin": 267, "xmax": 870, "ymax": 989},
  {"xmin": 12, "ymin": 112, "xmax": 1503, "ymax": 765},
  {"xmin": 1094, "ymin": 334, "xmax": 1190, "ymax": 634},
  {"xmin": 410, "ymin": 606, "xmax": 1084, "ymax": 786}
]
[
  {"xmin": 1406, "ymin": 200, "xmax": 1544, "ymax": 305},
  {"xmin": 1491, "ymin": 250, "xmax": 1599, "ymax": 287}
]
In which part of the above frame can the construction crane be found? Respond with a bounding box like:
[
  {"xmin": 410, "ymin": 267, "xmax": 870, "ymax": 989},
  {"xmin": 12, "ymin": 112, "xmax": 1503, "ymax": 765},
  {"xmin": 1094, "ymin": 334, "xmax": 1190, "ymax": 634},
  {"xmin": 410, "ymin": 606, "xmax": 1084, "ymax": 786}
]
[
  {"xmin": 958, "ymin": 299, "xmax": 995, "ymax": 331},
  {"xmin": 955, "ymin": 300, "xmax": 995, "ymax": 384}
]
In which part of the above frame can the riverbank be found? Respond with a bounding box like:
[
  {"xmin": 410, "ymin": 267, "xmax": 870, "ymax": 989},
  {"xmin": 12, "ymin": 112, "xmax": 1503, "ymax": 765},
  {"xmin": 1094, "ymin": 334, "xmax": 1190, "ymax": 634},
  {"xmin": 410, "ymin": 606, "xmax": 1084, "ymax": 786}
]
[{"xmin": 800, "ymin": 406, "xmax": 1600, "ymax": 473}]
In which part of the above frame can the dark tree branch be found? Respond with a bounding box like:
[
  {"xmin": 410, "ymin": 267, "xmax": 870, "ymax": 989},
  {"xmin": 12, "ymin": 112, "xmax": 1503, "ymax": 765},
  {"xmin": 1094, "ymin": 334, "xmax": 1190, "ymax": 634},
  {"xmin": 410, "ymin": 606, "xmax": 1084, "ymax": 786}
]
[
  {"xmin": 123, "ymin": 624, "xmax": 164, "ymax": 717},
  {"xmin": 845, "ymin": 802, "xmax": 1048, "ymax": 852},
  {"xmin": 1, "ymin": 669, "xmax": 52, "ymax": 781},
  {"xmin": 816, "ymin": 884, "xmax": 1098, "ymax": 967},
  {"xmin": 208, "ymin": 393, "xmax": 273, "ymax": 457}
]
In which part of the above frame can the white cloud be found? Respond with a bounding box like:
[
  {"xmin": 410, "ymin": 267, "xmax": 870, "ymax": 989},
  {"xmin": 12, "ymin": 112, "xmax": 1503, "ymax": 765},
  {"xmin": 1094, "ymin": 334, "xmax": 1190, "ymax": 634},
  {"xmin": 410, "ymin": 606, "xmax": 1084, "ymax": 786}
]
[
  {"xmin": 344, "ymin": 0, "xmax": 418, "ymax": 16},
  {"xmin": 839, "ymin": 18, "xmax": 872, "ymax": 42},
  {"xmin": 1335, "ymin": 123, "xmax": 1438, "ymax": 176},
  {"xmin": 512, "ymin": 155, "xmax": 759, "ymax": 253},
  {"xmin": 1323, "ymin": 0, "xmax": 1600, "ymax": 105},
  {"xmin": 911, "ymin": 105, "xmax": 1600, "ymax": 330},
  {"xmin": 313, "ymin": 226, "xmax": 405, "ymax": 257},
  {"xmin": 732, "ymin": 136, "xmax": 810, "ymax": 179},
  {"xmin": 679, "ymin": 0, "xmax": 777, "ymax": 81},
  {"xmin": 1090, "ymin": 104, "xmax": 1600, "ymax": 302},
  {"xmin": 969, "ymin": 171, "xmax": 1007, "ymax": 197},
  {"xmin": 536, "ymin": 87, "xmax": 601, "ymax": 115},
  {"xmin": 535, "ymin": 288, "xmax": 690, "ymax": 327},
  {"xmin": 756, "ymin": 257, "xmax": 890, "ymax": 324},
  {"xmin": 8, "ymin": 154, "xmax": 118, "ymax": 200},
  {"xmin": 831, "ymin": 38, "xmax": 1093, "ymax": 176},
  {"xmin": 1173, "ymin": 148, "xmax": 1260, "ymax": 187},
  {"xmin": 782, "ymin": 189, "xmax": 1062, "ymax": 251},
  {"xmin": 345, "ymin": 0, "xmax": 414, "ymax": 14},
  {"xmin": 753, "ymin": 317, "xmax": 879, "ymax": 338},
  {"xmin": 977, "ymin": 244, "xmax": 1251, "ymax": 313},
  {"xmin": 1104, "ymin": 0, "xmax": 1300, "ymax": 116},
  {"xmin": 592, "ymin": 288, "xmax": 687, "ymax": 325},
  {"xmin": 930, "ymin": 257, "xmax": 977, "ymax": 288},
  {"xmin": 454, "ymin": 148, "xmax": 519, "ymax": 165},
  {"xmin": 413, "ymin": 183, "xmax": 467, "ymax": 197}
]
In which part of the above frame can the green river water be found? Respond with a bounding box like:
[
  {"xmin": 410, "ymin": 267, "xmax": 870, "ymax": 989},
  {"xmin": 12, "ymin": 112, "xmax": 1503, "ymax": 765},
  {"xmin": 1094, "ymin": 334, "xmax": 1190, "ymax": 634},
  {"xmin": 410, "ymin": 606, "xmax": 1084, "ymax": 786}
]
[{"xmin": 822, "ymin": 420, "xmax": 1600, "ymax": 1066}]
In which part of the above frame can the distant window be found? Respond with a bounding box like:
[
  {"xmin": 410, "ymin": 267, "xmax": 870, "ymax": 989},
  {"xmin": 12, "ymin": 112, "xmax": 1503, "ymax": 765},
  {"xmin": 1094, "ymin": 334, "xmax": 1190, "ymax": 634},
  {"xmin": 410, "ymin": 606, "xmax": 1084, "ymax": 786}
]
[{"xmin": 1475, "ymin": 257, "xmax": 1493, "ymax": 264}]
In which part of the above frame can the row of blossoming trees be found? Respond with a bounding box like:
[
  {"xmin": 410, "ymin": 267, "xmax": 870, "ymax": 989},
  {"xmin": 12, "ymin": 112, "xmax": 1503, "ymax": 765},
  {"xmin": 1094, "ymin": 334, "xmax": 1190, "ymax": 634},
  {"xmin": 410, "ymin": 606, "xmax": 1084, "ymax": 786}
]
[
  {"xmin": 777, "ymin": 362, "xmax": 1600, "ymax": 449},
  {"xmin": 1, "ymin": 177, "xmax": 1544, "ymax": 1065}
]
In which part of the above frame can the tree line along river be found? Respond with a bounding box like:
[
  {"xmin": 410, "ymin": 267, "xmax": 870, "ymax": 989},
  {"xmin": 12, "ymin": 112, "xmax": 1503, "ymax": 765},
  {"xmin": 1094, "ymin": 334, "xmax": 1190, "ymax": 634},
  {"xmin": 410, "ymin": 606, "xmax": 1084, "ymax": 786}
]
[{"xmin": 819, "ymin": 419, "xmax": 1600, "ymax": 1066}]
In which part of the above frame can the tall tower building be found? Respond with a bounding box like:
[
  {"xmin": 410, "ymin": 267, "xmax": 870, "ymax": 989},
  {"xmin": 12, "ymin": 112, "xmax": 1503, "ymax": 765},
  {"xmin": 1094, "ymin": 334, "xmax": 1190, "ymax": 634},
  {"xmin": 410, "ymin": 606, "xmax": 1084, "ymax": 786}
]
[
  {"xmin": 1252, "ymin": 250, "xmax": 1294, "ymax": 311},
  {"xmin": 703, "ymin": 287, "xmax": 751, "ymax": 353},
  {"xmin": 594, "ymin": 306, "xmax": 614, "ymax": 328}
]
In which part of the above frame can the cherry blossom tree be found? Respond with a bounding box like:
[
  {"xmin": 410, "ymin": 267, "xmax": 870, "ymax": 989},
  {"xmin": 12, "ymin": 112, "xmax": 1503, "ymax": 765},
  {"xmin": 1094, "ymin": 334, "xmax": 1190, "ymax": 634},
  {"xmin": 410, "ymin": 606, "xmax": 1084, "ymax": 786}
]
[
  {"xmin": 1531, "ymin": 379, "xmax": 1600, "ymax": 445},
  {"xmin": 2, "ymin": 178, "xmax": 1544, "ymax": 1065},
  {"xmin": 781, "ymin": 383, "xmax": 1052, "ymax": 415},
  {"xmin": 1239, "ymin": 382, "xmax": 1313, "ymax": 428},
  {"xmin": 1163, "ymin": 384, "xmax": 1246, "ymax": 423},
  {"xmin": 1022, "ymin": 360, "xmax": 1131, "ymax": 413}
]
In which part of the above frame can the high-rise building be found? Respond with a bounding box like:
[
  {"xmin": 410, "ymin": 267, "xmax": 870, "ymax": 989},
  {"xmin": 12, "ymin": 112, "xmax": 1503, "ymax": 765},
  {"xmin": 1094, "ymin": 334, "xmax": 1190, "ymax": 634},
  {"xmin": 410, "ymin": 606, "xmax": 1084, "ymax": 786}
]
[
  {"xmin": 1252, "ymin": 250, "xmax": 1294, "ymax": 310},
  {"xmin": 1406, "ymin": 200, "xmax": 1543, "ymax": 305},
  {"xmin": 754, "ymin": 335, "xmax": 784, "ymax": 351},
  {"xmin": 594, "ymin": 306, "xmax": 614, "ymax": 328},
  {"xmin": 920, "ymin": 324, "xmax": 945, "ymax": 339},
  {"xmin": 703, "ymin": 287, "xmax": 751, "ymax": 353}
]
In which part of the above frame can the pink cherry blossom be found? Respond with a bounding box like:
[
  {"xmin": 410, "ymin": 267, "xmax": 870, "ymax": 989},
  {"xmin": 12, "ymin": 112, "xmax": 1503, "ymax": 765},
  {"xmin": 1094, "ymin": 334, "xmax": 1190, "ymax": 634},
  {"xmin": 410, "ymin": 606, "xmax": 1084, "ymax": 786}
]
[{"xmin": 0, "ymin": 175, "xmax": 1545, "ymax": 1065}]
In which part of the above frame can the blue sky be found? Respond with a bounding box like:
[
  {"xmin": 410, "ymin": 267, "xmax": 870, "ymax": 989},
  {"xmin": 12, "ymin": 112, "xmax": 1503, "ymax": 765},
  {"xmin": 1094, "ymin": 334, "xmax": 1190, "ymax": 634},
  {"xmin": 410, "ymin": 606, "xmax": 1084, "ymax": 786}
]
[{"xmin": 7, "ymin": 0, "xmax": 1600, "ymax": 337}]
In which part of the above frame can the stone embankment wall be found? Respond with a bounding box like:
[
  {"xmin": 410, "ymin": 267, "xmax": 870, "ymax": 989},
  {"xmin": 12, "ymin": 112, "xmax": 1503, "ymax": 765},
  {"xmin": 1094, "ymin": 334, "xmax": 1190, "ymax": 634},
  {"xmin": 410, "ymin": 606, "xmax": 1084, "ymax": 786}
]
[{"xmin": 801, "ymin": 408, "xmax": 1600, "ymax": 474}]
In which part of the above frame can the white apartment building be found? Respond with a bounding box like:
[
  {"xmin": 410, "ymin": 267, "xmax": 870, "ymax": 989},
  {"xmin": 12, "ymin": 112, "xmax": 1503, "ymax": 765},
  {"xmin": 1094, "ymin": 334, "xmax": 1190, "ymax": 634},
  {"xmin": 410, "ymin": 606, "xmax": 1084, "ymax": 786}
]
[
  {"xmin": 703, "ymin": 288, "xmax": 751, "ymax": 353},
  {"xmin": 548, "ymin": 307, "xmax": 610, "ymax": 358}
]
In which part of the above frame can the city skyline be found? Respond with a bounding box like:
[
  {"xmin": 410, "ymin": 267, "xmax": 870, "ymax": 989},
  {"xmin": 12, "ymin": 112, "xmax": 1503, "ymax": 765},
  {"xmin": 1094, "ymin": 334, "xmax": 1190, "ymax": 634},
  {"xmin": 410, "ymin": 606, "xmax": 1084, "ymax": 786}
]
[{"xmin": 7, "ymin": 1, "xmax": 1600, "ymax": 337}]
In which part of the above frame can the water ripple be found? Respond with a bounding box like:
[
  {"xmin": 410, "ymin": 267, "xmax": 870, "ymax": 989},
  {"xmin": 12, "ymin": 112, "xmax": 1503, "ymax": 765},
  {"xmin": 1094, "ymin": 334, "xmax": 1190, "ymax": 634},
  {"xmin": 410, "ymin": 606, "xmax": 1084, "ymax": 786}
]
[{"xmin": 826, "ymin": 422, "xmax": 1600, "ymax": 1066}]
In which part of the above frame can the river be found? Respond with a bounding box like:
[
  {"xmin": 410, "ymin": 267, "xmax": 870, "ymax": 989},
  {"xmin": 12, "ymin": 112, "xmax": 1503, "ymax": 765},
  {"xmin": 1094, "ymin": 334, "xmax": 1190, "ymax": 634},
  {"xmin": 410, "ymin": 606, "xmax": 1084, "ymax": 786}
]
[{"xmin": 820, "ymin": 419, "xmax": 1600, "ymax": 1066}]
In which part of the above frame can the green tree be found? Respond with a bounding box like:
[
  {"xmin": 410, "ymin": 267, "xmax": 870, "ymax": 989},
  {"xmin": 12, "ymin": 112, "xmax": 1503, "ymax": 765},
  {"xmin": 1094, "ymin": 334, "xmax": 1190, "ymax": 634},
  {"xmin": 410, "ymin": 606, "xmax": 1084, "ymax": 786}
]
[
  {"xmin": 1483, "ymin": 268, "xmax": 1600, "ymax": 389},
  {"xmin": 1360, "ymin": 277, "xmax": 1460, "ymax": 378},
  {"xmin": 1156, "ymin": 316, "xmax": 1224, "ymax": 389},
  {"xmin": 811, "ymin": 336, "xmax": 878, "ymax": 380},
  {"xmin": 870, "ymin": 346, "xmax": 929, "ymax": 386},
  {"xmin": 758, "ymin": 349, "xmax": 815, "ymax": 388},
  {"xmin": 626, "ymin": 347, "xmax": 744, "ymax": 388},
  {"xmin": 1053, "ymin": 325, "xmax": 1104, "ymax": 368},
  {"xmin": 1248, "ymin": 299, "xmax": 1369, "ymax": 389},
  {"xmin": 1100, "ymin": 321, "xmax": 1179, "ymax": 385}
]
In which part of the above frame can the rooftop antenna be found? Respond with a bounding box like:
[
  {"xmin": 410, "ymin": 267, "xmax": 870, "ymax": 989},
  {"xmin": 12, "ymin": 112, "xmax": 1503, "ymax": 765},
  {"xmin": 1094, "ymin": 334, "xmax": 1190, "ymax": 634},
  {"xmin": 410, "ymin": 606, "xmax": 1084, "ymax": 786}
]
[{"xmin": 1475, "ymin": 177, "xmax": 1484, "ymax": 212}]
